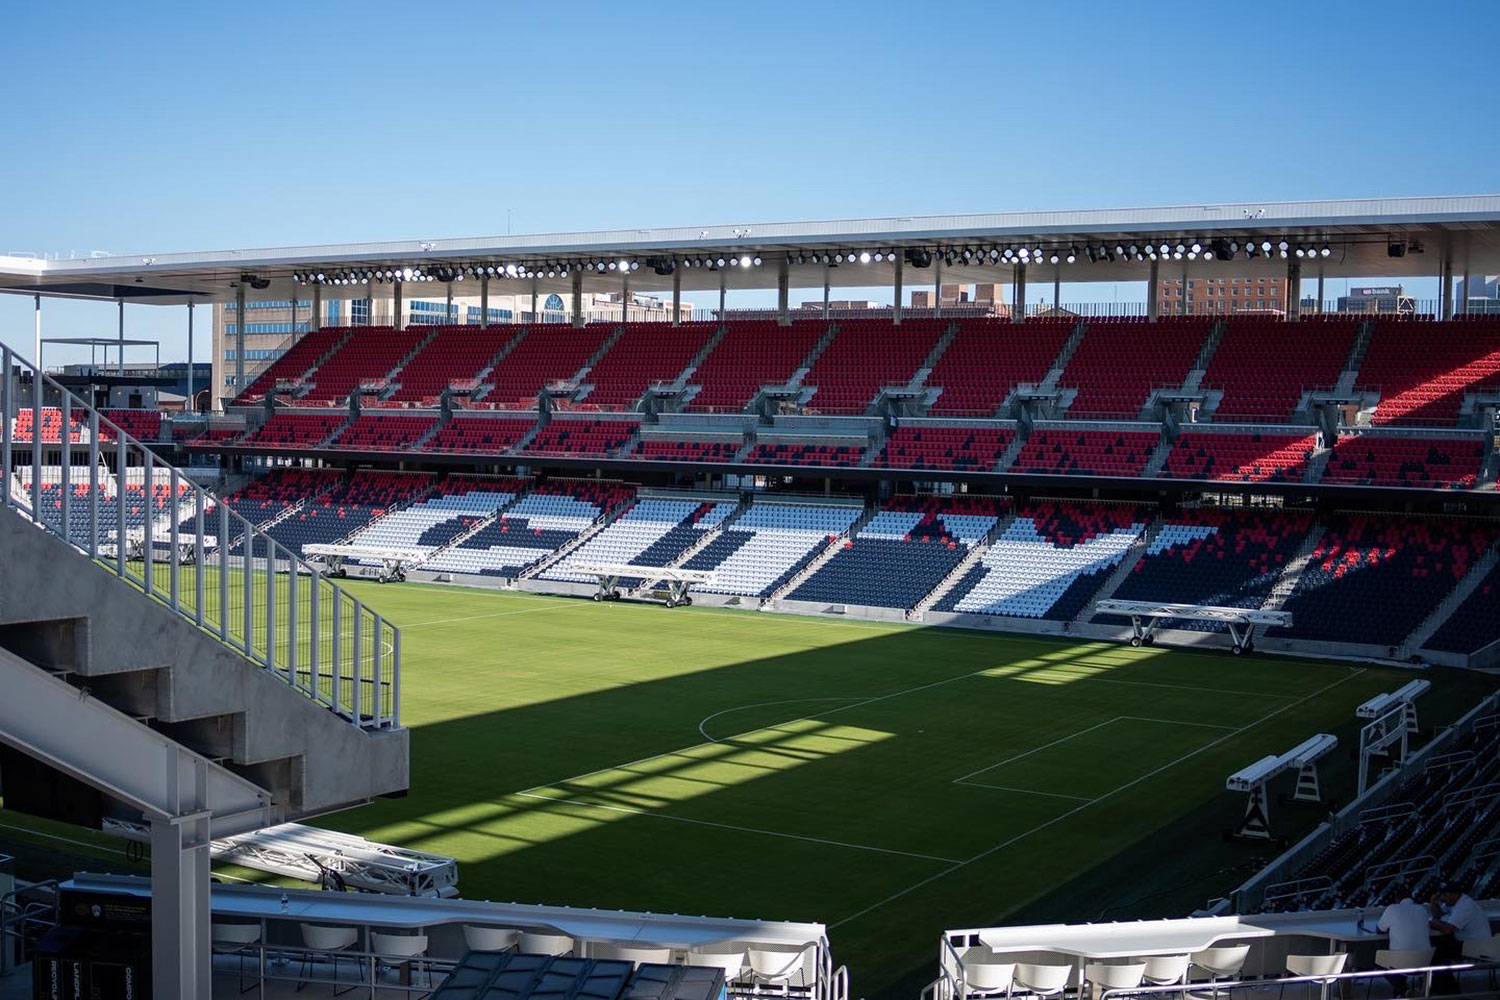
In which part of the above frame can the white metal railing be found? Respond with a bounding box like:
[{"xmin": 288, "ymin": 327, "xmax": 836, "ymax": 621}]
[{"xmin": 1, "ymin": 344, "xmax": 400, "ymax": 730}]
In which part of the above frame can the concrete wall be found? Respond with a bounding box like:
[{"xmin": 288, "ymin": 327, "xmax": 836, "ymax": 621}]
[{"xmin": 0, "ymin": 506, "xmax": 408, "ymax": 818}]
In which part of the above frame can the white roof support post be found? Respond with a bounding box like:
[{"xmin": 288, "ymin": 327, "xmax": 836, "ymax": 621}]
[
  {"xmin": 32, "ymin": 294, "xmax": 40, "ymax": 370},
  {"xmin": 233, "ymin": 284, "xmax": 244, "ymax": 391},
  {"xmin": 1179, "ymin": 262, "xmax": 1189, "ymax": 317},
  {"xmin": 1317, "ymin": 268, "xmax": 1325, "ymax": 314},
  {"xmin": 1441, "ymin": 250, "xmax": 1454, "ymax": 321},
  {"xmin": 571, "ymin": 269, "xmax": 583, "ymax": 327},
  {"xmin": 671, "ymin": 264, "xmax": 681, "ymax": 326},
  {"xmin": 719, "ymin": 267, "xmax": 727, "ymax": 320},
  {"xmin": 446, "ymin": 281, "xmax": 454, "ymax": 324},
  {"xmin": 1286, "ymin": 258, "xmax": 1302, "ymax": 322},
  {"xmin": 932, "ymin": 255, "xmax": 942, "ymax": 318},
  {"xmin": 152, "ymin": 809, "xmax": 212, "ymax": 1000},
  {"xmin": 621, "ymin": 271, "xmax": 629, "ymax": 325},
  {"xmin": 1461, "ymin": 235, "xmax": 1472, "ymax": 316},
  {"xmin": 531, "ymin": 275, "xmax": 539, "ymax": 324},
  {"xmin": 393, "ymin": 277, "xmax": 404, "ymax": 331},
  {"xmin": 1147, "ymin": 257, "xmax": 1159, "ymax": 322},
  {"xmin": 1054, "ymin": 266, "xmax": 1062, "ymax": 317},
  {"xmin": 776, "ymin": 256, "xmax": 790, "ymax": 326},
  {"xmin": 821, "ymin": 264, "xmax": 829, "ymax": 319},
  {"xmin": 1012, "ymin": 262, "xmax": 1026, "ymax": 323},
  {"xmin": 119, "ymin": 298, "xmax": 128, "ymax": 379},
  {"xmin": 893, "ymin": 255, "xmax": 904, "ymax": 325},
  {"xmin": 186, "ymin": 301, "xmax": 193, "ymax": 413},
  {"xmin": 311, "ymin": 282, "xmax": 321, "ymax": 331},
  {"xmin": 480, "ymin": 274, "xmax": 489, "ymax": 328}
]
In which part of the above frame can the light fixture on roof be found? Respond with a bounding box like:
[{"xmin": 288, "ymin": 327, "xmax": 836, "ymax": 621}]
[
  {"xmin": 1321, "ymin": 243, "xmax": 1332, "ymax": 257},
  {"xmin": 1048, "ymin": 253, "xmax": 1060, "ymax": 264}
]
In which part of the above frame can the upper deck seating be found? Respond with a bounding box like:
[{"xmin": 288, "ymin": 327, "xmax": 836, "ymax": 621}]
[
  {"xmin": 521, "ymin": 419, "xmax": 638, "ymax": 458},
  {"xmin": 236, "ymin": 326, "xmax": 347, "ymax": 402},
  {"xmin": 936, "ymin": 502, "xmax": 1148, "ymax": 619},
  {"xmin": 298, "ymin": 327, "xmax": 429, "ymax": 404},
  {"xmin": 480, "ymin": 323, "xmax": 615, "ymax": 408},
  {"xmin": 1358, "ymin": 316, "xmax": 1500, "ymax": 425},
  {"xmin": 682, "ymin": 502, "xmax": 860, "ymax": 596},
  {"xmin": 581, "ymin": 322, "xmax": 718, "ymax": 408},
  {"xmin": 926, "ymin": 318, "xmax": 1074, "ymax": 416},
  {"xmin": 1323, "ymin": 434, "xmax": 1485, "ymax": 489},
  {"xmin": 801, "ymin": 320, "xmax": 944, "ymax": 414},
  {"xmin": 1060, "ymin": 317, "xmax": 1211, "ymax": 418},
  {"xmin": 633, "ymin": 439, "xmax": 741, "ymax": 463},
  {"xmin": 744, "ymin": 441, "xmax": 864, "ymax": 468},
  {"xmin": 239, "ymin": 413, "xmax": 348, "ymax": 448},
  {"xmin": 100, "ymin": 409, "xmax": 164, "ymax": 442},
  {"xmin": 1202, "ymin": 316, "xmax": 1358, "ymax": 421},
  {"xmin": 788, "ymin": 495, "xmax": 1004, "ymax": 610},
  {"xmin": 1011, "ymin": 429, "xmax": 1158, "ymax": 477},
  {"xmin": 871, "ymin": 425, "xmax": 1013, "ymax": 473},
  {"xmin": 384, "ymin": 325, "xmax": 520, "ymax": 403},
  {"xmin": 685, "ymin": 320, "xmax": 826, "ymax": 412},
  {"xmin": 424, "ymin": 417, "xmax": 536, "ymax": 455},
  {"xmin": 329, "ymin": 415, "xmax": 437, "ymax": 452},
  {"xmin": 1271, "ymin": 513, "xmax": 1496, "ymax": 646},
  {"xmin": 11, "ymin": 407, "xmax": 84, "ymax": 444},
  {"xmin": 1159, "ymin": 431, "xmax": 1317, "ymax": 484}
]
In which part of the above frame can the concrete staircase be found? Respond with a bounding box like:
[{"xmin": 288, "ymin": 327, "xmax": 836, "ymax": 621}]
[
  {"xmin": 1334, "ymin": 321, "xmax": 1376, "ymax": 395},
  {"xmin": 768, "ymin": 504, "xmax": 876, "ymax": 602},
  {"xmin": 519, "ymin": 497, "xmax": 636, "ymax": 580},
  {"xmin": 1402, "ymin": 547, "xmax": 1500, "ymax": 656},
  {"xmin": 787, "ymin": 326, "xmax": 840, "ymax": 389},
  {"xmin": 907, "ymin": 326, "xmax": 959, "ymax": 390},
  {"xmin": 913, "ymin": 513, "xmax": 1015, "ymax": 616},
  {"xmin": 994, "ymin": 429, "xmax": 1030, "ymax": 472},
  {"xmin": 1180, "ymin": 321, "xmax": 1228, "ymax": 393},
  {"xmin": 629, "ymin": 497, "xmax": 751, "ymax": 596},
  {"xmin": 673, "ymin": 325, "xmax": 727, "ymax": 388},
  {"xmin": 569, "ymin": 326, "xmax": 627, "ymax": 401},
  {"xmin": 1261, "ymin": 522, "xmax": 1327, "ymax": 612},
  {"xmin": 1302, "ymin": 443, "xmax": 1333, "ymax": 484},
  {"xmin": 507, "ymin": 416, "xmax": 548, "ymax": 454},
  {"xmin": 1036, "ymin": 322, "xmax": 1088, "ymax": 394},
  {"xmin": 469, "ymin": 327, "xmax": 531, "ymax": 402},
  {"xmin": 1073, "ymin": 517, "xmax": 1162, "ymax": 624},
  {"xmin": 1141, "ymin": 433, "xmax": 1176, "ymax": 478}
]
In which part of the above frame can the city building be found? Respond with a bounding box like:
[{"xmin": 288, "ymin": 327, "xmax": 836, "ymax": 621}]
[
  {"xmin": 1158, "ymin": 274, "xmax": 1288, "ymax": 315},
  {"xmin": 1334, "ymin": 284, "xmax": 1412, "ymax": 313}
]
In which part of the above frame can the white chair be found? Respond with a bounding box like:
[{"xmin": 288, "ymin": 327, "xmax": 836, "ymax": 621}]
[
  {"xmin": 1014, "ymin": 963, "xmax": 1072, "ymax": 998},
  {"xmin": 1142, "ymin": 953, "xmax": 1190, "ymax": 995},
  {"xmin": 962, "ymin": 961, "xmax": 1015, "ymax": 998},
  {"xmin": 463, "ymin": 925, "xmax": 520, "ymax": 952},
  {"xmin": 211, "ymin": 922, "xmax": 261, "ymax": 995},
  {"xmin": 602, "ymin": 945, "xmax": 673, "ymax": 967},
  {"xmin": 687, "ymin": 950, "xmax": 747, "ymax": 982},
  {"xmin": 298, "ymin": 924, "xmax": 360, "ymax": 995},
  {"xmin": 1190, "ymin": 945, "xmax": 1250, "ymax": 997},
  {"xmin": 1371, "ymin": 947, "xmax": 1434, "ymax": 999},
  {"xmin": 1085, "ymin": 962, "xmax": 1146, "ymax": 1000},
  {"xmin": 519, "ymin": 931, "xmax": 575, "ymax": 956},
  {"xmin": 371, "ymin": 932, "xmax": 430, "ymax": 992},
  {"xmin": 748, "ymin": 948, "xmax": 809, "ymax": 988},
  {"xmin": 1284, "ymin": 953, "xmax": 1347, "ymax": 1000}
]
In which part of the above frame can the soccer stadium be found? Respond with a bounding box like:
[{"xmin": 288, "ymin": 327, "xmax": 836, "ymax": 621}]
[{"xmin": 3, "ymin": 11, "xmax": 1500, "ymax": 1000}]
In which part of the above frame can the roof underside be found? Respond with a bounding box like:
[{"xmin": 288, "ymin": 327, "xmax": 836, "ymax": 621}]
[{"xmin": 3, "ymin": 195, "xmax": 1499, "ymax": 307}]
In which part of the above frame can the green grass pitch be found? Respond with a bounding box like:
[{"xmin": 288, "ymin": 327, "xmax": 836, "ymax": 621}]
[{"xmin": 295, "ymin": 580, "xmax": 1460, "ymax": 998}]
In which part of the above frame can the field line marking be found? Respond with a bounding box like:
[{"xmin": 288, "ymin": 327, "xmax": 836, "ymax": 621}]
[
  {"xmin": 1089, "ymin": 677, "xmax": 1298, "ymax": 699},
  {"xmin": 1119, "ymin": 715, "xmax": 1239, "ymax": 731},
  {"xmin": 952, "ymin": 718, "xmax": 1124, "ymax": 783},
  {"xmin": 514, "ymin": 791, "xmax": 961, "ymax": 864},
  {"xmin": 829, "ymin": 666, "xmax": 1368, "ymax": 930},
  {"xmin": 953, "ymin": 783, "xmax": 1093, "ymax": 801},
  {"xmin": 698, "ymin": 698, "xmax": 868, "ymax": 743}
]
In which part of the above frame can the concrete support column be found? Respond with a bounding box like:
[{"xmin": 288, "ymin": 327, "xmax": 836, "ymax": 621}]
[
  {"xmin": 621, "ymin": 273, "xmax": 629, "ymax": 324},
  {"xmin": 1146, "ymin": 259, "xmax": 1159, "ymax": 323},
  {"xmin": 719, "ymin": 269, "xmax": 728, "ymax": 320},
  {"xmin": 151, "ymin": 813, "xmax": 212, "ymax": 1000},
  {"xmin": 531, "ymin": 277, "xmax": 539, "ymax": 324},
  {"xmin": 393, "ymin": 279, "xmax": 404, "ymax": 331},
  {"xmin": 822, "ymin": 266, "xmax": 830, "ymax": 320},
  {"xmin": 1317, "ymin": 270, "xmax": 1325, "ymax": 314},
  {"xmin": 446, "ymin": 282, "xmax": 454, "ymax": 324},
  {"xmin": 1461, "ymin": 234, "xmax": 1473, "ymax": 316},
  {"xmin": 1053, "ymin": 268, "xmax": 1062, "ymax": 317},
  {"xmin": 1441, "ymin": 255, "xmax": 1455, "ymax": 321},
  {"xmin": 233, "ymin": 286, "xmax": 244, "ymax": 388},
  {"xmin": 671, "ymin": 266, "xmax": 682, "ymax": 326},
  {"xmin": 1180, "ymin": 263, "xmax": 1190, "ymax": 317},
  {"xmin": 311, "ymin": 284, "xmax": 322, "ymax": 331},
  {"xmin": 186, "ymin": 302, "xmax": 194, "ymax": 413},
  {"xmin": 33, "ymin": 295, "xmax": 41, "ymax": 370},
  {"xmin": 933, "ymin": 257, "xmax": 943, "ymax": 319},
  {"xmin": 1012, "ymin": 263, "xmax": 1026, "ymax": 323},
  {"xmin": 1286, "ymin": 259, "xmax": 1302, "ymax": 322},
  {"xmin": 776, "ymin": 257, "xmax": 790, "ymax": 326},
  {"xmin": 571, "ymin": 270, "xmax": 584, "ymax": 327},
  {"xmin": 480, "ymin": 276, "xmax": 490, "ymax": 328},
  {"xmin": 893, "ymin": 257, "xmax": 904, "ymax": 325}
]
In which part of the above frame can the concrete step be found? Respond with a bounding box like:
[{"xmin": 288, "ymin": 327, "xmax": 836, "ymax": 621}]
[
  {"xmin": 908, "ymin": 327, "xmax": 958, "ymax": 390},
  {"xmin": 994, "ymin": 429, "xmax": 1029, "ymax": 472},
  {"xmin": 788, "ymin": 327, "xmax": 840, "ymax": 389},
  {"xmin": 1141, "ymin": 434, "xmax": 1176, "ymax": 478},
  {"xmin": 1074, "ymin": 517, "xmax": 1162, "ymax": 624},
  {"xmin": 1036, "ymin": 322, "xmax": 1088, "ymax": 394},
  {"xmin": 1261, "ymin": 522, "xmax": 1327, "ymax": 612},
  {"xmin": 912, "ymin": 513, "xmax": 1015, "ymax": 617}
]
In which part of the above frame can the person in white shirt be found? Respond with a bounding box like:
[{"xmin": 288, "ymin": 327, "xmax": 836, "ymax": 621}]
[
  {"xmin": 1429, "ymin": 882, "xmax": 1492, "ymax": 994},
  {"xmin": 1375, "ymin": 888, "xmax": 1432, "ymax": 997}
]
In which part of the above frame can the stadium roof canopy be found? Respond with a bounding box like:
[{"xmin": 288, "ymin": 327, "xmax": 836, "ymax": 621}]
[{"xmin": 3, "ymin": 194, "xmax": 1499, "ymax": 307}]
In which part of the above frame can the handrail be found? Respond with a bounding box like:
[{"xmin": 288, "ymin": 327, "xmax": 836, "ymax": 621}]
[{"xmin": 1, "ymin": 345, "xmax": 400, "ymax": 731}]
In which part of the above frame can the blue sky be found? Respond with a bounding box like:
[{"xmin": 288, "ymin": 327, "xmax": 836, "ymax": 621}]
[{"xmin": 2, "ymin": 0, "xmax": 1496, "ymax": 363}]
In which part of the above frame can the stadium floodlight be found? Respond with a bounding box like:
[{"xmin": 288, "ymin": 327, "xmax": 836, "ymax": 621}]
[
  {"xmin": 1048, "ymin": 253, "xmax": 1060, "ymax": 264},
  {"xmin": 858, "ymin": 251, "xmax": 872, "ymax": 264},
  {"xmin": 752, "ymin": 256, "xmax": 763, "ymax": 266},
  {"xmin": 1321, "ymin": 244, "xmax": 1332, "ymax": 257},
  {"xmin": 716, "ymin": 257, "xmax": 728, "ymax": 268}
]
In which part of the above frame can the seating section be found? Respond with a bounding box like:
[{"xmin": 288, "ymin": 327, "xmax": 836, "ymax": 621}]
[
  {"xmin": 686, "ymin": 320, "xmax": 826, "ymax": 412},
  {"xmin": 328, "ymin": 415, "xmax": 437, "ymax": 451},
  {"xmin": 342, "ymin": 480, "xmax": 518, "ymax": 560},
  {"xmin": 100, "ymin": 409, "xmax": 163, "ymax": 442},
  {"xmin": 937, "ymin": 502, "xmax": 1147, "ymax": 619},
  {"xmin": 1427, "ymin": 559, "xmax": 1500, "ymax": 654},
  {"xmin": 385, "ymin": 326, "xmax": 519, "ymax": 403},
  {"xmin": 634, "ymin": 439, "xmax": 742, "ymax": 463},
  {"xmin": 1160, "ymin": 431, "xmax": 1317, "ymax": 483},
  {"xmin": 1271, "ymin": 513, "xmax": 1497, "ymax": 646},
  {"xmin": 744, "ymin": 441, "xmax": 864, "ymax": 467},
  {"xmin": 1323, "ymin": 434, "xmax": 1486, "ymax": 489},
  {"xmin": 423, "ymin": 481, "xmax": 634, "ymax": 577},
  {"xmin": 802, "ymin": 320, "xmax": 944, "ymax": 414},
  {"xmin": 259, "ymin": 471, "xmax": 434, "ymax": 558},
  {"xmin": 11, "ymin": 407, "xmax": 84, "ymax": 444},
  {"xmin": 622, "ymin": 502, "xmax": 740, "ymax": 575},
  {"xmin": 192, "ymin": 426, "xmax": 247, "ymax": 444},
  {"xmin": 1011, "ymin": 428, "xmax": 1158, "ymax": 477},
  {"xmin": 238, "ymin": 413, "xmax": 348, "ymax": 448},
  {"xmin": 872, "ymin": 425, "xmax": 1013, "ymax": 472},
  {"xmin": 299, "ymin": 327, "xmax": 429, "ymax": 404},
  {"xmin": 236, "ymin": 326, "xmax": 347, "ymax": 401},
  {"xmin": 214, "ymin": 469, "xmax": 341, "ymax": 529},
  {"xmin": 522, "ymin": 419, "xmax": 638, "ymax": 457},
  {"xmin": 788, "ymin": 495, "xmax": 1004, "ymax": 609},
  {"xmin": 1102, "ymin": 509, "xmax": 1315, "ymax": 630},
  {"xmin": 1359, "ymin": 316, "xmax": 1500, "ymax": 425},
  {"xmin": 1202, "ymin": 317, "xmax": 1358, "ymax": 421},
  {"xmin": 424, "ymin": 417, "xmax": 537, "ymax": 455},
  {"xmin": 581, "ymin": 322, "xmax": 718, "ymax": 408},
  {"xmin": 480, "ymin": 324, "xmax": 615, "ymax": 408},
  {"xmin": 683, "ymin": 502, "xmax": 860, "ymax": 596},
  {"xmin": 544, "ymin": 498, "xmax": 726, "ymax": 582},
  {"xmin": 1060, "ymin": 318, "xmax": 1210, "ymax": 417},
  {"xmin": 927, "ymin": 318, "xmax": 1074, "ymax": 416}
]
